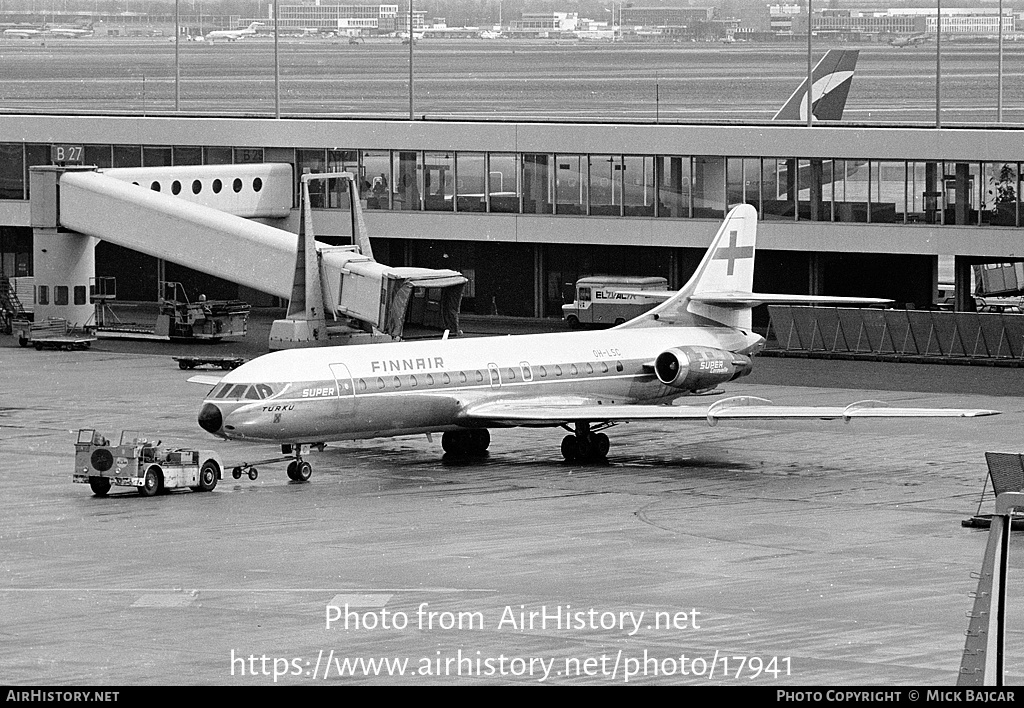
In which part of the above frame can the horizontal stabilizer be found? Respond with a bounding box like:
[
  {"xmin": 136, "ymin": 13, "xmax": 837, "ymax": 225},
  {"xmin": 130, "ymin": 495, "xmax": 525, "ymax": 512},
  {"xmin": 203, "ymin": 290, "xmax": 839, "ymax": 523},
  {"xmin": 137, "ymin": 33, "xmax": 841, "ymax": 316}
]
[
  {"xmin": 689, "ymin": 292, "xmax": 892, "ymax": 308},
  {"xmin": 616, "ymin": 290, "xmax": 892, "ymax": 309},
  {"xmin": 459, "ymin": 396, "xmax": 999, "ymax": 427}
]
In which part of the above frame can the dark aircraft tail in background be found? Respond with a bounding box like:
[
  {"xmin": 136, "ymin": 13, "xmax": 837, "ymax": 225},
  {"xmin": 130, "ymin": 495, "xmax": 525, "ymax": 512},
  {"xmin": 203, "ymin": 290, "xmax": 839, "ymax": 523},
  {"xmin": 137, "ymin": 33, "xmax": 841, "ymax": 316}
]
[{"xmin": 773, "ymin": 49, "xmax": 859, "ymax": 122}]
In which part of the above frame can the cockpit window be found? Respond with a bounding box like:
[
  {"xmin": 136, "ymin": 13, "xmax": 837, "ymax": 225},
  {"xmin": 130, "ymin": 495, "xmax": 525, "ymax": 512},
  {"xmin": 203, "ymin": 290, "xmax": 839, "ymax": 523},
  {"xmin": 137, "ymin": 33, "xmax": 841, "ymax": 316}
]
[{"xmin": 213, "ymin": 383, "xmax": 273, "ymax": 400}]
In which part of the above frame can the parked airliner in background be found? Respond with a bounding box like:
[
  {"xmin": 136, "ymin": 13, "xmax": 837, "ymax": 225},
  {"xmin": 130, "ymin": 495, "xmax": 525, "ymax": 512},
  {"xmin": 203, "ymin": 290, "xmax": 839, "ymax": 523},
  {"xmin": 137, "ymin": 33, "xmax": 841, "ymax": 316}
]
[
  {"xmin": 2, "ymin": 27, "xmax": 43, "ymax": 38},
  {"xmin": 773, "ymin": 49, "xmax": 859, "ymax": 122},
  {"xmin": 205, "ymin": 21, "xmax": 263, "ymax": 42},
  {"xmin": 195, "ymin": 205, "xmax": 997, "ymax": 481},
  {"xmin": 48, "ymin": 25, "xmax": 93, "ymax": 38},
  {"xmin": 890, "ymin": 33, "xmax": 931, "ymax": 48}
]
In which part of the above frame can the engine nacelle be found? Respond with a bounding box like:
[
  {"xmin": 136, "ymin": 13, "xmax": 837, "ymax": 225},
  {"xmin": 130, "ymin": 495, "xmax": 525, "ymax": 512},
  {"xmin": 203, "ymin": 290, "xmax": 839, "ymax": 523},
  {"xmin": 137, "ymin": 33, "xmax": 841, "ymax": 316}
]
[{"xmin": 653, "ymin": 346, "xmax": 753, "ymax": 391}]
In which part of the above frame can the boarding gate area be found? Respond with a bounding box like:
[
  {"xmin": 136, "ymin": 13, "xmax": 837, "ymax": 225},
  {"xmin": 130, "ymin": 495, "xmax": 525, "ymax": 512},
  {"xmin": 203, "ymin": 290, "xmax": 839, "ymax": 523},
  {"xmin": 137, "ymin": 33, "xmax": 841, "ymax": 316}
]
[{"xmin": 765, "ymin": 305, "xmax": 1024, "ymax": 365}]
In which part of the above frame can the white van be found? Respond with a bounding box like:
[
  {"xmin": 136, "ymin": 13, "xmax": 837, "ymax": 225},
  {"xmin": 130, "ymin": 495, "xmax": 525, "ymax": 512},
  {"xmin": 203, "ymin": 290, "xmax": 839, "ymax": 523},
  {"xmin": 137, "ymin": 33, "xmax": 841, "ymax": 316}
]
[{"xmin": 561, "ymin": 276, "xmax": 670, "ymax": 328}]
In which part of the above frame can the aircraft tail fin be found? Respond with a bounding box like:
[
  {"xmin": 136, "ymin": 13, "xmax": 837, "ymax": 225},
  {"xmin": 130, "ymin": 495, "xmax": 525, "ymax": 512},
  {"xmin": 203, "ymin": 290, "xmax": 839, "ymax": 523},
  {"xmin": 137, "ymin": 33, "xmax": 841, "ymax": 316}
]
[
  {"xmin": 620, "ymin": 204, "xmax": 758, "ymax": 330},
  {"xmin": 773, "ymin": 49, "xmax": 859, "ymax": 122}
]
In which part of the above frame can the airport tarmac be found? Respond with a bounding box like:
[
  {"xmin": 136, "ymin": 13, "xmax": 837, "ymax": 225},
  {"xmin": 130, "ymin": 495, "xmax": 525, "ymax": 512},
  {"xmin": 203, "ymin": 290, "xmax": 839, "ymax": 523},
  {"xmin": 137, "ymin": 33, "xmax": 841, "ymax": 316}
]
[
  {"xmin": 0, "ymin": 38, "xmax": 1020, "ymax": 123},
  {"xmin": 1, "ymin": 319, "xmax": 1023, "ymax": 685}
]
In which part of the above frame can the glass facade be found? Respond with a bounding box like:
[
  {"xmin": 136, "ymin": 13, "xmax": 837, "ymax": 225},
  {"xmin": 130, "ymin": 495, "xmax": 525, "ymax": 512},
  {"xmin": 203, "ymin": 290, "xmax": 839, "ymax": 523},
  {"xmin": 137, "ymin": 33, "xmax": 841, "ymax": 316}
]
[{"xmin": 0, "ymin": 140, "xmax": 1019, "ymax": 229}]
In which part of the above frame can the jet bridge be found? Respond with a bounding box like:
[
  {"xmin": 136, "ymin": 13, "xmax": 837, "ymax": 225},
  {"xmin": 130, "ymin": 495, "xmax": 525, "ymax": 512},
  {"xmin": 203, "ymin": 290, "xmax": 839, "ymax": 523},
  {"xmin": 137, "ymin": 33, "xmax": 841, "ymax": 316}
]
[{"xmin": 30, "ymin": 164, "xmax": 466, "ymax": 347}]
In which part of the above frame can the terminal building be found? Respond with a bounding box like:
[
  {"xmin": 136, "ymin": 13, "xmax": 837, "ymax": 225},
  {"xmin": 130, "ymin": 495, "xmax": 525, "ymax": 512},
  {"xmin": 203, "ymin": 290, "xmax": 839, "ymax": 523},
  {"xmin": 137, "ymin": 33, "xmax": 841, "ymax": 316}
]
[{"xmin": 0, "ymin": 114, "xmax": 1021, "ymax": 322}]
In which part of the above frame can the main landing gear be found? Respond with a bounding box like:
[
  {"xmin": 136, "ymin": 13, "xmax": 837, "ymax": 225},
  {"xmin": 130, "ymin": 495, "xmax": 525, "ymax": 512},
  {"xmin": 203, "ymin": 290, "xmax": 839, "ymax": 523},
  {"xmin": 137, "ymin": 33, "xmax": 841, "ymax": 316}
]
[
  {"xmin": 441, "ymin": 429, "xmax": 491, "ymax": 456},
  {"xmin": 560, "ymin": 421, "xmax": 611, "ymax": 463}
]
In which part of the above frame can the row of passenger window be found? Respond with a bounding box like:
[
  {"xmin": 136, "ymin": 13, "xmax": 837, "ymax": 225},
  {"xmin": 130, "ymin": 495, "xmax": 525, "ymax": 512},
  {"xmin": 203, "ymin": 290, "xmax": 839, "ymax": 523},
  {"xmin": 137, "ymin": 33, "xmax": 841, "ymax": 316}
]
[{"xmin": 354, "ymin": 360, "xmax": 626, "ymax": 393}]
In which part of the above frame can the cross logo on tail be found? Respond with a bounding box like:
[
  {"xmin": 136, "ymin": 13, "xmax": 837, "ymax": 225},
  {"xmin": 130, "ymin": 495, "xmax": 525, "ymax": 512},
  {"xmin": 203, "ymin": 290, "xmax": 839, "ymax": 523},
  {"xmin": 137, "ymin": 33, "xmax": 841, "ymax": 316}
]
[{"xmin": 713, "ymin": 231, "xmax": 753, "ymax": 276}]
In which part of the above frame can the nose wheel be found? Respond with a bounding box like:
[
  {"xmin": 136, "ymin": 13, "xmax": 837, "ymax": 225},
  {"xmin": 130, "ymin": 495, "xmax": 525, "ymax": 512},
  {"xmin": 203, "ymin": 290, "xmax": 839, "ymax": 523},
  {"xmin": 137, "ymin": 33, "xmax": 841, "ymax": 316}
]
[
  {"xmin": 287, "ymin": 459, "xmax": 312, "ymax": 482},
  {"xmin": 560, "ymin": 422, "xmax": 610, "ymax": 462}
]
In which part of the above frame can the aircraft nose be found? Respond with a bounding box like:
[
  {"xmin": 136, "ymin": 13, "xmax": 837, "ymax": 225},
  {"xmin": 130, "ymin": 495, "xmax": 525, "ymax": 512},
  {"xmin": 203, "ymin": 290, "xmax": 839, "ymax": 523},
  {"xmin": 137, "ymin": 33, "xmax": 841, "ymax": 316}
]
[{"xmin": 198, "ymin": 403, "xmax": 223, "ymax": 434}]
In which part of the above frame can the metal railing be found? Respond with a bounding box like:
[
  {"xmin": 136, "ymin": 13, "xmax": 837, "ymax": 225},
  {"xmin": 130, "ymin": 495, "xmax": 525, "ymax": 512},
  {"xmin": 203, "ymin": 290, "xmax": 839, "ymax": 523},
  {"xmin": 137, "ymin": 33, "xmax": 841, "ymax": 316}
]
[{"xmin": 765, "ymin": 305, "xmax": 1024, "ymax": 363}]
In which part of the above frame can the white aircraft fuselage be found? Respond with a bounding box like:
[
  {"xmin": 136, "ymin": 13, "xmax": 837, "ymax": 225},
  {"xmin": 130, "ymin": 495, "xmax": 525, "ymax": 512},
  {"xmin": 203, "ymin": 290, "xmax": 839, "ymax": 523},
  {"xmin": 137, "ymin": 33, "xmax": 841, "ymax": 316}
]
[{"xmin": 199, "ymin": 325, "xmax": 760, "ymax": 443}]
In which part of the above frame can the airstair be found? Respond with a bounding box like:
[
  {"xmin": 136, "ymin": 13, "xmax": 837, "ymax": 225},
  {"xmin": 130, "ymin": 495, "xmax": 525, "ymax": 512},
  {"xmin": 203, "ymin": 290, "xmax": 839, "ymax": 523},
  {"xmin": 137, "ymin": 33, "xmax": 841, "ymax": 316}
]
[{"xmin": 0, "ymin": 276, "xmax": 29, "ymax": 334}]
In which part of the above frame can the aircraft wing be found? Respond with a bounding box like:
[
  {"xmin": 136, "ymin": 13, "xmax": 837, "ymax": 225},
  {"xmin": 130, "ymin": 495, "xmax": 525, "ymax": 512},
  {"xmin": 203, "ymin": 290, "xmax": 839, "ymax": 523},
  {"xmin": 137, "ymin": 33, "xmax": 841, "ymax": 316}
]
[{"xmin": 459, "ymin": 396, "xmax": 999, "ymax": 427}]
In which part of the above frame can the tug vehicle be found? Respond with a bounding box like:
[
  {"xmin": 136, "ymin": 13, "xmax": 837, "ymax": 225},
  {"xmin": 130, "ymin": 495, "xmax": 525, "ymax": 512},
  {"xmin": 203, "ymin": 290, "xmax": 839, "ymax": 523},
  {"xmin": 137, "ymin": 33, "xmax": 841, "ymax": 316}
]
[{"xmin": 73, "ymin": 429, "xmax": 223, "ymax": 497}]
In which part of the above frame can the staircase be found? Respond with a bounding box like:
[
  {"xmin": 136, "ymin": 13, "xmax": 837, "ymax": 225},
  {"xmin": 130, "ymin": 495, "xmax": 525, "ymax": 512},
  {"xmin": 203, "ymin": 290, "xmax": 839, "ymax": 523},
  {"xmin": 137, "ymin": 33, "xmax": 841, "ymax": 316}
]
[{"xmin": 0, "ymin": 277, "xmax": 29, "ymax": 334}]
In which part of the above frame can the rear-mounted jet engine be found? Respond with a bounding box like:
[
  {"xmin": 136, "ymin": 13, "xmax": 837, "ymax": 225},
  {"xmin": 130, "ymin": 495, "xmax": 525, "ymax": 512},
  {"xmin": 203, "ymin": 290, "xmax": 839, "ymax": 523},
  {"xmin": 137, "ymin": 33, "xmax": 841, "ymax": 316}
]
[{"xmin": 654, "ymin": 346, "xmax": 752, "ymax": 391}]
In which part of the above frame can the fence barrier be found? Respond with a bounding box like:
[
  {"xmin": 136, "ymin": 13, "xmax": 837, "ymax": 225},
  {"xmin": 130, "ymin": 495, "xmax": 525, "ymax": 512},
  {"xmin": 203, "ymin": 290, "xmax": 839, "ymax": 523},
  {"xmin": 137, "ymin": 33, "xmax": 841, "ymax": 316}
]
[{"xmin": 765, "ymin": 306, "xmax": 1024, "ymax": 364}]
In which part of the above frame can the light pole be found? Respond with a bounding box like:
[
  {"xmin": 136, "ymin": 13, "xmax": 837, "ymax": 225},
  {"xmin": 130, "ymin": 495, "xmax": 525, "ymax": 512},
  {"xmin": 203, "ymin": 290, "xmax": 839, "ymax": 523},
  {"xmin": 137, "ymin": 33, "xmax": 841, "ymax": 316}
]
[
  {"xmin": 936, "ymin": 0, "xmax": 942, "ymax": 128},
  {"xmin": 806, "ymin": 0, "xmax": 812, "ymax": 127},
  {"xmin": 998, "ymin": 0, "xmax": 1003, "ymax": 122},
  {"xmin": 274, "ymin": 2, "xmax": 280, "ymax": 118},
  {"xmin": 408, "ymin": 0, "xmax": 414, "ymax": 119},
  {"xmin": 174, "ymin": 0, "xmax": 179, "ymax": 111}
]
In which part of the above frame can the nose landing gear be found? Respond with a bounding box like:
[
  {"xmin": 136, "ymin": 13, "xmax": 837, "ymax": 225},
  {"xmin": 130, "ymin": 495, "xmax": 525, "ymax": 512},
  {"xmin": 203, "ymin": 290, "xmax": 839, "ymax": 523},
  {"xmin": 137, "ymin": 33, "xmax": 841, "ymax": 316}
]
[
  {"xmin": 287, "ymin": 459, "xmax": 312, "ymax": 481},
  {"xmin": 284, "ymin": 443, "xmax": 322, "ymax": 482},
  {"xmin": 227, "ymin": 443, "xmax": 323, "ymax": 483}
]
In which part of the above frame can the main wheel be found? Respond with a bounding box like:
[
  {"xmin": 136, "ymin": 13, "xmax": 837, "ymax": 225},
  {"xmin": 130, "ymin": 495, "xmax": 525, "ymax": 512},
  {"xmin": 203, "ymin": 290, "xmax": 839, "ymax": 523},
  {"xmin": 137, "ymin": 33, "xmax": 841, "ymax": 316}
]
[
  {"xmin": 88, "ymin": 477, "xmax": 111, "ymax": 497},
  {"xmin": 593, "ymin": 433, "xmax": 610, "ymax": 459},
  {"xmin": 286, "ymin": 460, "xmax": 298, "ymax": 481},
  {"xmin": 470, "ymin": 429, "xmax": 491, "ymax": 454},
  {"xmin": 294, "ymin": 461, "xmax": 312, "ymax": 482},
  {"xmin": 138, "ymin": 467, "xmax": 162, "ymax": 497},
  {"xmin": 196, "ymin": 460, "xmax": 219, "ymax": 492},
  {"xmin": 576, "ymin": 435, "xmax": 595, "ymax": 460},
  {"xmin": 560, "ymin": 434, "xmax": 578, "ymax": 461},
  {"xmin": 441, "ymin": 431, "xmax": 462, "ymax": 455}
]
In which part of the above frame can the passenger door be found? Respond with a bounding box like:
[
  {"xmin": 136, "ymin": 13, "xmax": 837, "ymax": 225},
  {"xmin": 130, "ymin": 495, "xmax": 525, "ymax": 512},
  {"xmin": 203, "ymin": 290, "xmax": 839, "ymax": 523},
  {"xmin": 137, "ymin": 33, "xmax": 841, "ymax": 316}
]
[{"xmin": 329, "ymin": 363, "xmax": 356, "ymax": 414}]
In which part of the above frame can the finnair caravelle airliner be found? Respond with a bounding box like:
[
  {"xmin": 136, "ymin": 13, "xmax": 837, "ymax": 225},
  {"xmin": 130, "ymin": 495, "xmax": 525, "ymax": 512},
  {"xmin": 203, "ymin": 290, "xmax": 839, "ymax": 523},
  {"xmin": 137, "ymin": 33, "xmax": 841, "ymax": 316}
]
[{"xmin": 196, "ymin": 205, "xmax": 997, "ymax": 481}]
